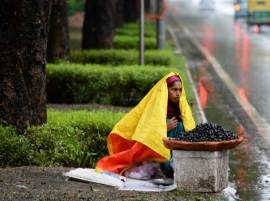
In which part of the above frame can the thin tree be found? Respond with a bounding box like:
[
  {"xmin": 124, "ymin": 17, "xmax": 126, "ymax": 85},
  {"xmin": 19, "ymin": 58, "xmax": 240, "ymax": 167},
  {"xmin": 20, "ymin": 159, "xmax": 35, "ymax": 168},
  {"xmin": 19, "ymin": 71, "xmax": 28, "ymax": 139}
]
[
  {"xmin": 82, "ymin": 0, "xmax": 114, "ymax": 49},
  {"xmin": 0, "ymin": 0, "xmax": 52, "ymax": 130},
  {"xmin": 47, "ymin": 0, "xmax": 70, "ymax": 62}
]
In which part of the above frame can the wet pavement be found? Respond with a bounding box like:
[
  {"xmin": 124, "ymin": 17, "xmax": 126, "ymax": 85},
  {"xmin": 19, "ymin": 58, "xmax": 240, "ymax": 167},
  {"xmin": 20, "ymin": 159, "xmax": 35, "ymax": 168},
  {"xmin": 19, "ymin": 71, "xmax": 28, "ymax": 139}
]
[{"xmin": 167, "ymin": 0, "xmax": 270, "ymax": 200}]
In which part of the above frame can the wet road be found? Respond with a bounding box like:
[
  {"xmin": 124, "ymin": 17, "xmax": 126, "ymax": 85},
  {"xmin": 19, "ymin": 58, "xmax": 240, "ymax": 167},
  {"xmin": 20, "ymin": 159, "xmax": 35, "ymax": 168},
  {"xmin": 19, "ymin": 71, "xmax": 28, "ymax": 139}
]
[{"xmin": 166, "ymin": 0, "xmax": 270, "ymax": 200}]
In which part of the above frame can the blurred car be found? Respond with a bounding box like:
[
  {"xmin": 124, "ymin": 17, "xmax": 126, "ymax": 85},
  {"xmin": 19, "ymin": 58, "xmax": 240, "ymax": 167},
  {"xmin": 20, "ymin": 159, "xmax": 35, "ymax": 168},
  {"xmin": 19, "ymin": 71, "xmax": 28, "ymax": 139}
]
[{"xmin": 234, "ymin": 0, "xmax": 248, "ymax": 17}]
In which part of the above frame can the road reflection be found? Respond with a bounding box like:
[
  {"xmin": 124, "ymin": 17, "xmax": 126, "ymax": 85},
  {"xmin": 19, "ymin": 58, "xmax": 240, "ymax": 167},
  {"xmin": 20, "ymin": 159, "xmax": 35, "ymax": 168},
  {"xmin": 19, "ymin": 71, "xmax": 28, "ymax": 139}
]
[
  {"xmin": 234, "ymin": 20, "xmax": 250, "ymax": 104},
  {"xmin": 197, "ymin": 64, "xmax": 214, "ymax": 110},
  {"xmin": 197, "ymin": 24, "xmax": 215, "ymax": 110}
]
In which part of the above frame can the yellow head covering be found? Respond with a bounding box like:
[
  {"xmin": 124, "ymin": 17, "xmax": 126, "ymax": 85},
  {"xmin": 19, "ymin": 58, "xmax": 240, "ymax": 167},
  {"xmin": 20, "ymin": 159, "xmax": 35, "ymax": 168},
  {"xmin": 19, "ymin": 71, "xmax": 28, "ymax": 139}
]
[{"xmin": 108, "ymin": 72, "xmax": 196, "ymax": 160}]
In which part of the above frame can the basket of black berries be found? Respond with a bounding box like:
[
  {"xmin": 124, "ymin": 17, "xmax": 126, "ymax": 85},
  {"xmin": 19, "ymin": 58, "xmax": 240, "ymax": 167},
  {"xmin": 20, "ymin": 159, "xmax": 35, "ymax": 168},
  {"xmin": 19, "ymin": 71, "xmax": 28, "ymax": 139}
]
[{"xmin": 163, "ymin": 122, "xmax": 245, "ymax": 151}]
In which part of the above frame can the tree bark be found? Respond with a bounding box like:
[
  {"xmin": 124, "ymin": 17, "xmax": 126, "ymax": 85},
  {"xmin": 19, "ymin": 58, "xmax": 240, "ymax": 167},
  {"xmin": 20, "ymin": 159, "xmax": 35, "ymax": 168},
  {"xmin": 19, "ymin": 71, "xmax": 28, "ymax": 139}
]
[
  {"xmin": 82, "ymin": 0, "xmax": 114, "ymax": 49},
  {"xmin": 113, "ymin": 0, "xmax": 124, "ymax": 28},
  {"xmin": 47, "ymin": 0, "xmax": 70, "ymax": 62},
  {"xmin": 0, "ymin": 0, "xmax": 52, "ymax": 130},
  {"xmin": 123, "ymin": 0, "xmax": 139, "ymax": 22}
]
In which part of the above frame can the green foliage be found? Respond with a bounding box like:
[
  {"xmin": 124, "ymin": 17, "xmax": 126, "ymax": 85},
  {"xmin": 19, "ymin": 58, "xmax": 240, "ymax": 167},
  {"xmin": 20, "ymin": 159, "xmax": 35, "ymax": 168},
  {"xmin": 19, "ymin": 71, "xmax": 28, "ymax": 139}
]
[
  {"xmin": 68, "ymin": 0, "xmax": 84, "ymax": 16},
  {"xmin": 119, "ymin": 22, "xmax": 155, "ymax": 30},
  {"xmin": 27, "ymin": 125, "xmax": 81, "ymax": 166},
  {"xmin": 47, "ymin": 63, "xmax": 180, "ymax": 106},
  {"xmin": 116, "ymin": 28, "xmax": 156, "ymax": 38},
  {"xmin": 0, "ymin": 126, "xmax": 32, "ymax": 167},
  {"xmin": 0, "ymin": 110, "xmax": 124, "ymax": 167},
  {"xmin": 113, "ymin": 22, "xmax": 157, "ymax": 51},
  {"xmin": 114, "ymin": 35, "xmax": 156, "ymax": 49},
  {"xmin": 28, "ymin": 109, "xmax": 123, "ymax": 167},
  {"xmin": 116, "ymin": 22, "xmax": 156, "ymax": 38},
  {"xmin": 69, "ymin": 49, "xmax": 173, "ymax": 66}
]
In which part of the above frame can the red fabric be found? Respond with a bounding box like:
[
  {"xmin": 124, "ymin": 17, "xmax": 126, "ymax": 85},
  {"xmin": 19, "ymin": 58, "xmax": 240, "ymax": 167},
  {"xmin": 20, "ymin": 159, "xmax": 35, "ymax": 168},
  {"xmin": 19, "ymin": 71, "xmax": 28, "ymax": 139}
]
[
  {"xmin": 108, "ymin": 134, "xmax": 136, "ymax": 153},
  {"xmin": 96, "ymin": 141, "xmax": 165, "ymax": 174}
]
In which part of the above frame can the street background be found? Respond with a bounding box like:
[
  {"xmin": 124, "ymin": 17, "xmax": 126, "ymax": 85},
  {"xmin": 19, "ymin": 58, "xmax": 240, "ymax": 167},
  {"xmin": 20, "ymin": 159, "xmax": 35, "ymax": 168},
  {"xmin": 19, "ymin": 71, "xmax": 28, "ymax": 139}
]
[{"xmin": 167, "ymin": 0, "xmax": 270, "ymax": 200}]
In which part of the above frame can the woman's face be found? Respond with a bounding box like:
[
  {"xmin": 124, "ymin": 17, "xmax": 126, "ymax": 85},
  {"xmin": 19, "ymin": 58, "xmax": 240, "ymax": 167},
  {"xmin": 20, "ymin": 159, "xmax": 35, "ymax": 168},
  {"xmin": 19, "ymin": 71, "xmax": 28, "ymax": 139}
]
[{"xmin": 168, "ymin": 81, "xmax": 182, "ymax": 103}]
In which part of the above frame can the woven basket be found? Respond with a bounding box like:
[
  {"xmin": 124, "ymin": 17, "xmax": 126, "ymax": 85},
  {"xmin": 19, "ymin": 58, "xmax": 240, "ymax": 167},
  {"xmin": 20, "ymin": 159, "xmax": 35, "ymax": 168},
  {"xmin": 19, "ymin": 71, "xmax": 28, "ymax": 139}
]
[{"xmin": 163, "ymin": 135, "xmax": 245, "ymax": 151}]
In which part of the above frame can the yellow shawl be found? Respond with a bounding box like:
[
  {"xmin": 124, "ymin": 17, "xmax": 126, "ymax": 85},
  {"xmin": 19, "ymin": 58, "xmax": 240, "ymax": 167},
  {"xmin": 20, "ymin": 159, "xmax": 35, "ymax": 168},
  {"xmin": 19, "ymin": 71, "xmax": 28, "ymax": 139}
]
[{"xmin": 107, "ymin": 72, "xmax": 196, "ymax": 161}]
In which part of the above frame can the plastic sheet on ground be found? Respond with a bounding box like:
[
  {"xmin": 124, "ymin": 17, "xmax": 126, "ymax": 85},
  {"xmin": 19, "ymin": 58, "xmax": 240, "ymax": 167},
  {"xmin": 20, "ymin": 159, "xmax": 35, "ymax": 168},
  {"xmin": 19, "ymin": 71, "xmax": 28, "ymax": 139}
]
[
  {"xmin": 63, "ymin": 168, "xmax": 177, "ymax": 192},
  {"xmin": 223, "ymin": 183, "xmax": 240, "ymax": 201}
]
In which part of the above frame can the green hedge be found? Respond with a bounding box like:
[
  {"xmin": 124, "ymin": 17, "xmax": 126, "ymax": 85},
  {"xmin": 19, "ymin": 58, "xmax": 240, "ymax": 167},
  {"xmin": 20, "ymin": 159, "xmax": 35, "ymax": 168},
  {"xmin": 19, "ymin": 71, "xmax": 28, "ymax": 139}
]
[
  {"xmin": 114, "ymin": 35, "xmax": 156, "ymax": 49},
  {"xmin": 0, "ymin": 126, "xmax": 32, "ymax": 167},
  {"xmin": 116, "ymin": 28, "xmax": 156, "ymax": 38},
  {"xmin": 47, "ymin": 63, "xmax": 179, "ymax": 106},
  {"xmin": 116, "ymin": 22, "xmax": 156, "ymax": 38},
  {"xmin": 119, "ymin": 22, "xmax": 155, "ymax": 31},
  {"xmin": 69, "ymin": 49, "xmax": 173, "ymax": 66},
  {"xmin": 114, "ymin": 20, "xmax": 171, "ymax": 50},
  {"xmin": 0, "ymin": 109, "xmax": 124, "ymax": 167}
]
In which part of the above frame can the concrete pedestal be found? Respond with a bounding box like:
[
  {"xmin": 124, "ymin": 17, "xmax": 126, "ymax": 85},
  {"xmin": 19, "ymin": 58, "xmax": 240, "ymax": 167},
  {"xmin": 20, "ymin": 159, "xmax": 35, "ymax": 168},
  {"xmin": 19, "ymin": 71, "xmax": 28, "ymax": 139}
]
[{"xmin": 173, "ymin": 150, "xmax": 229, "ymax": 192}]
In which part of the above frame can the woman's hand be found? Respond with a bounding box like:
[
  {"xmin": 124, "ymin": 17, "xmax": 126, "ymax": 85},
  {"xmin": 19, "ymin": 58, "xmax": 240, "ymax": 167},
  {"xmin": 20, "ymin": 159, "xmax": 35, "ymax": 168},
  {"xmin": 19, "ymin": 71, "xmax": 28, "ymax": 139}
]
[{"xmin": 167, "ymin": 117, "xmax": 178, "ymax": 132}]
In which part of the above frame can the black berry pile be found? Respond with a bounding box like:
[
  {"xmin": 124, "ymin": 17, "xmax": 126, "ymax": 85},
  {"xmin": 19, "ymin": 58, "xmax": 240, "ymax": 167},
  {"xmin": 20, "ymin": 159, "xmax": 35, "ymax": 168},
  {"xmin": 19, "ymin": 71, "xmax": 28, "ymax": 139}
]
[{"xmin": 172, "ymin": 122, "xmax": 238, "ymax": 142}]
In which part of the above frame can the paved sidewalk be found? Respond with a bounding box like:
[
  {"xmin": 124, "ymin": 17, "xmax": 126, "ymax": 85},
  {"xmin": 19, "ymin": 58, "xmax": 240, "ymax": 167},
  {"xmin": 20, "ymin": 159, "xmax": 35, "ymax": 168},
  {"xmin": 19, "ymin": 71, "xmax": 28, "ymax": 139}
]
[{"xmin": 0, "ymin": 166, "xmax": 221, "ymax": 201}]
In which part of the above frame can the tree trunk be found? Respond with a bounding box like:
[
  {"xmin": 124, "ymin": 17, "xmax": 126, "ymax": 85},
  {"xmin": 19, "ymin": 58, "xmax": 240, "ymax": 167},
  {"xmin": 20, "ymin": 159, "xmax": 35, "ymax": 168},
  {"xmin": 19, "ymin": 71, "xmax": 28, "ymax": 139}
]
[
  {"xmin": 0, "ymin": 0, "xmax": 52, "ymax": 130},
  {"xmin": 113, "ymin": 0, "xmax": 124, "ymax": 28},
  {"xmin": 123, "ymin": 0, "xmax": 139, "ymax": 22},
  {"xmin": 82, "ymin": 0, "xmax": 114, "ymax": 49},
  {"xmin": 47, "ymin": 0, "xmax": 70, "ymax": 62}
]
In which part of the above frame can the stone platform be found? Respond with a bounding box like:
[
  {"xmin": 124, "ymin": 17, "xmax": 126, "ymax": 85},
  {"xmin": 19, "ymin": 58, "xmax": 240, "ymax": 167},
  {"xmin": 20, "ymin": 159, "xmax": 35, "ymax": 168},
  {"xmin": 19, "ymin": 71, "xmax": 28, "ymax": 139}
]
[{"xmin": 173, "ymin": 150, "xmax": 229, "ymax": 192}]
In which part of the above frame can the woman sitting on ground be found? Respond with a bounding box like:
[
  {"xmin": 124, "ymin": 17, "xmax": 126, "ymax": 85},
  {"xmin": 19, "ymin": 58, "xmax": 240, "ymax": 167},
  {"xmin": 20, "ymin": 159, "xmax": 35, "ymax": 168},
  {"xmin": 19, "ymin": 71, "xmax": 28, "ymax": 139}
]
[{"xmin": 96, "ymin": 72, "xmax": 196, "ymax": 179}]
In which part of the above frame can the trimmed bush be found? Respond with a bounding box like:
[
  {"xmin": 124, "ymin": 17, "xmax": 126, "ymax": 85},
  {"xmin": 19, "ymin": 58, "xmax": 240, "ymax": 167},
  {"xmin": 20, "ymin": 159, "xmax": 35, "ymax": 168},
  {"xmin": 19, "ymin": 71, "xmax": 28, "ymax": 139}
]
[
  {"xmin": 114, "ymin": 35, "xmax": 156, "ymax": 49},
  {"xmin": 119, "ymin": 22, "xmax": 155, "ymax": 31},
  {"xmin": 47, "ymin": 63, "xmax": 180, "ymax": 106},
  {"xmin": 116, "ymin": 22, "xmax": 156, "ymax": 38},
  {"xmin": 28, "ymin": 109, "xmax": 124, "ymax": 167},
  {"xmin": 116, "ymin": 28, "xmax": 156, "ymax": 38},
  {"xmin": 69, "ymin": 49, "xmax": 173, "ymax": 66},
  {"xmin": 0, "ymin": 126, "xmax": 32, "ymax": 167},
  {"xmin": 0, "ymin": 109, "xmax": 124, "ymax": 167},
  {"xmin": 114, "ymin": 21, "xmax": 166, "ymax": 50}
]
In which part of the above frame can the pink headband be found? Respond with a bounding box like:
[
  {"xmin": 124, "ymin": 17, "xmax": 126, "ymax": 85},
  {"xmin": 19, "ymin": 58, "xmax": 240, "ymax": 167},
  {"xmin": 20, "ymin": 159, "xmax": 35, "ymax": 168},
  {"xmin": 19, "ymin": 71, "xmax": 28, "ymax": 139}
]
[{"xmin": 166, "ymin": 75, "xmax": 180, "ymax": 86}]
